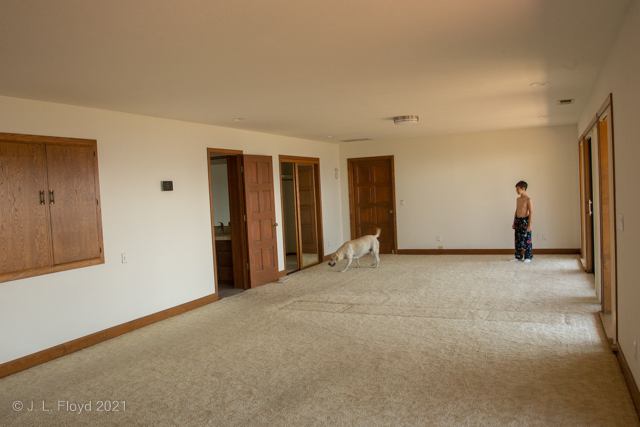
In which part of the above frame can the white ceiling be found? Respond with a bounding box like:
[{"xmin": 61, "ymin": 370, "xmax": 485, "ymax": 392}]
[{"xmin": 0, "ymin": 0, "xmax": 631, "ymax": 142}]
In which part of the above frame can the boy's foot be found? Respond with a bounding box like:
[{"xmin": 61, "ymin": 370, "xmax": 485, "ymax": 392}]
[
  {"xmin": 510, "ymin": 258, "xmax": 522, "ymax": 262},
  {"xmin": 524, "ymin": 259, "xmax": 532, "ymax": 263}
]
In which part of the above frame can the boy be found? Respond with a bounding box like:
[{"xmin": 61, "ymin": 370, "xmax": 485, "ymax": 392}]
[{"xmin": 511, "ymin": 181, "xmax": 533, "ymax": 262}]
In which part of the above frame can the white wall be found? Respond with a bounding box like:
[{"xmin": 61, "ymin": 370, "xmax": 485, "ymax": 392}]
[
  {"xmin": 578, "ymin": 0, "xmax": 640, "ymax": 386},
  {"xmin": 0, "ymin": 95, "xmax": 342, "ymax": 364},
  {"xmin": 210, "ymin": 160, "xmax": 230, "ymax": 226},
  {"xmin": 339, "ymin": 125, "xmax": 580, "ymax": 250}
]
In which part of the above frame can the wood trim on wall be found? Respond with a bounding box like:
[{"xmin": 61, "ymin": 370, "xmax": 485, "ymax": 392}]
[
  {"xmin": 615, "ymin": 345, "xmax": 640, "ymax": 418},
  {"xmin": 397, "ymin": 249, "xmax": 580, "ymax": 255},
  {"xmin": 579, "ymin": 115, "xmax": 599, "ymax": 142},
  {"xmin": 0, "ymin": 293, "xmax": 219, "ymax": 379}
]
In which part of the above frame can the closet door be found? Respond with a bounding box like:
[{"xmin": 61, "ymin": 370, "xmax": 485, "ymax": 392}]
[
  {"xmin": 46, "ymin": 144, "xmax": 101, "ymax": 265},
  {"xmin": 296, "ymin": 163, "xmax": 319, "ymax": 266},
  {"xmin": 0, "ymin": 141, "xmax": 51, "ymax": 274}
]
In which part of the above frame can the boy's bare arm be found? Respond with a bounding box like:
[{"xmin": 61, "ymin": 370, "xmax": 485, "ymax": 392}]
[
  {"xmin": 512, "ymin": 209, "xmax": 516, "ymax": 229},
  {"xmin": 527, "ymin": 198, "xmax": 533, "ymax": 232}
]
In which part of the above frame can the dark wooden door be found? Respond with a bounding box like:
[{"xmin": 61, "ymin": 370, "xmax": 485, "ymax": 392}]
[
  {"xmin": 46, "ymin": 144, "xmax": 101, "ymax": 265},
  {"xmin": 243, "ymin": 155, "xmax": 279, "ymax": 287},
  {"xmin": 296, "ymin": 163, "xmax": 318, "ymax": 256},
  {"xmin": 580, "ymin": 138, "xmax": 594, "ymax": 273},
  {"xmin": 0, "ymin": 141, "xmax": 51, "ymax": 274},
  {"xmin": 348, "ymin": 156, "xmax": 397, "ymax": 254}
]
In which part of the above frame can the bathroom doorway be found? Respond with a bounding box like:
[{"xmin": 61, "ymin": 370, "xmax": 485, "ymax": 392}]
[
  {"xmin": 208, "ymin": 149, "xmax": 248, "ymax": 299},
  {"xmin": 279, "ymin": 156, "xmax": 324, "ymax": 274}
]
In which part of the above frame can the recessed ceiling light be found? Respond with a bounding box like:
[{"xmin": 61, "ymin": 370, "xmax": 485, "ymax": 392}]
[
  {"xmin": 393, "ymin": 115, "xmax": 419, "ymax": 125},
  {"xmin": 233, "ymin": 118, "xmax": 245, "ymax": 121},
  {"xmin": 328, "ymin": 135, "xmax": 333, "ymax": 138},
  {"xmin": 529, "ymin": 82, "xmax": 548, "ymax": 87}
]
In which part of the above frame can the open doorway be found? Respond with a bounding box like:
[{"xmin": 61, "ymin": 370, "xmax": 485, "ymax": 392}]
[
  {"xmin": 207, "ymin": 149, "xmax": 248, "ymax": 299},
  {"xmin": 279, "ymin": 156, "xmax": 324, "ymax": 274},
  {"xmin": 578, "ymin": 94, "xmax": 618, "ymax": 346}
]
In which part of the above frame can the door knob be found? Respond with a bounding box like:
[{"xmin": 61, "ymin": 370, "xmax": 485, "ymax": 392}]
[
  {"xmin": 273, "ymin": 223, "xmax": 278, "ymax": 227},
  {"xmin": 389, "ymin": 209, "xmax": 393, "ymax": 214}
]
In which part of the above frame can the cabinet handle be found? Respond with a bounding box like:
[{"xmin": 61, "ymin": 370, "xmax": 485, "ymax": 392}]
[
  {"xmin": 50, "ymin": 190, "xmax": 55, "ymax": 205},
  {"xmin": 40, "ymin": 191, "xmax": 45, "ymax": 205}
]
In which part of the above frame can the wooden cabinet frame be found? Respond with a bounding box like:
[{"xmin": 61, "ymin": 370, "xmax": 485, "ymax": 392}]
[
  {"xmin": 278, "ymin": 155, "xmax": 324, "ymax": 270},
  {"xmin": 0, "ymin": 133, "xmax": 105, "ymax": 283}
]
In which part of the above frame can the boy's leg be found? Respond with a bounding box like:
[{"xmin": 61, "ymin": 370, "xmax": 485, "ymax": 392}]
[
  {"xmin": 514, "ymin": 220, "xmax": 524, "ymax": 260},
  {"xmin": 524, "ymin": 224, "xmax": 533, "ymax": 260}
]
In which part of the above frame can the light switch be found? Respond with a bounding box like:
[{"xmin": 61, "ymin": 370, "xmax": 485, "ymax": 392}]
[
  {"xmin": 400, "ymin": 200, "xmax": 405, "ymax": 205},
  {"xmin": 618, "ymin": 214, "xmax": 624, "ymax": 231}
]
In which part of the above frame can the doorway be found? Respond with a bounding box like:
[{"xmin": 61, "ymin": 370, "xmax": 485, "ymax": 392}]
[
  {"xmin": 347, "ymin": 156, "xmax": 398, "ymax": 254},
  {"xmin": 279, "ymin": 156, "xmax": 324, "ymax": 273},
  {"xmin": 578, "ymin": 94, "xmax": 618, "ymax": 345},
  {"xmin": 208, "ymin": 149, "xmax": 248, "ymax": 299}
]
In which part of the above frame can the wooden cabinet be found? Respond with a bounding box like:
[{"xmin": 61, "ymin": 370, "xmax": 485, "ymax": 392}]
[
  {"xmin": 215, "ymin": 239, "xmax": 234, "ymax": 284},
  {"xmin": 0, "ymin": 133, "xmax": 104, "ymax": 283}
]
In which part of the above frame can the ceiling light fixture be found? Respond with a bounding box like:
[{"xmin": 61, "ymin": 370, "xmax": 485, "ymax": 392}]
[
  {"xmin": 529, "ymin": 82, "xmax": 548, "ymax": 87},
  {"xmin": 393, "ymin": 115, "xmax": 419, "ymax": 125},
  {"xmin": 233, "ymin": 118, "xmax": 245, "ymax": 121},
  {"xmin": 537, "ymin": 116, "xmax": 548, "ymax": 119}
]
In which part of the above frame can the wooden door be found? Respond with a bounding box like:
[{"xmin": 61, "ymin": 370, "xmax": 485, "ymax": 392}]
[
  {"xmin": 0, "ymin": 141, "xmax": 51, "ymax": 274},
  {"xmin": 243, "ymin": 155, "xmax": 279, "ymax": 287},
  {"xmin": 296, "ymin": 163, "xmax": 318, "ymax": 258},
  {"xmin": 598, "ymin": 118, "xmax": 612, "ymax": 312},
  {"xmin": 348, "ymin": 156, "xmax": 397, "ymax": 254},
  {"xmin": 579, "ymin": 138, "xmax": 594, "ymax": 273},
  {"xmin": 226, "ymin": 154, "xmax": 248, "ymax": 289},
  {"xmin": 46, "ymin": 144, "xmax": 101, "ymax": 265}
]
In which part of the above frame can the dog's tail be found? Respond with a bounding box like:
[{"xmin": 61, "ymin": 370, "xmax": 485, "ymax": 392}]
[{"xmin": 374, "ymin": 228, "xmax": 381, "ymax": 238}]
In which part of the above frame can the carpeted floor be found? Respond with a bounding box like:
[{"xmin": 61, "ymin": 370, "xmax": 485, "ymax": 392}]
[{"xmin": 1, "ymin": 255, "xmax": 638, "ymax": 426}]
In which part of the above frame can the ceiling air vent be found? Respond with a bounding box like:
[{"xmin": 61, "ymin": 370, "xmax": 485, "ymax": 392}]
[
  {"xmin": 341, "ymin": 138, "xmax": 371, "ymax": 142},
  {"xmin": 557, "ymin": 99, "xmax": 574, "ymax": 105}
]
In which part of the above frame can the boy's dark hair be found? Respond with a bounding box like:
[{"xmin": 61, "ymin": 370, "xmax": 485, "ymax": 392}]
[{"xmin": 516, "ymin": 180, "xmax": 528, "ymax": 190}]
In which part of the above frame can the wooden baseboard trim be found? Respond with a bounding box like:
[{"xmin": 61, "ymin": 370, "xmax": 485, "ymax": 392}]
[
  {"xmin": 278, "ymin": 269, "xmax": 287, "ymax": 278},
  {"xmin": 615, "ymin": 345, "xmax": 640, "ymax": 418},
  {"xmin": 0, "ymin": 293, "xmax": 219, "ymax": 379},
  {"xmin": 397, "ymin": 248, "xmax": 580, "ymax": 255}
]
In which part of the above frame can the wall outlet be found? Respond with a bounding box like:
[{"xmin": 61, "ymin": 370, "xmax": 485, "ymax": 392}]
[
  {"xmin": 537, "ymin": 234, "xmax": 541, "ymax": 241},
  {"xmin": 542, "ymin": 234, "xmax": 547, "ymax": 240},
  {"xmin": 121, "ymin": 253, "xmax": 127, "ymax": 264},
  {"xmin": 436, "ymin": 235, "xmax": 441, "ymax": 242},
  {"xmin": 400, "ymin": 200, "xmax": 405, "ymax": 206}
]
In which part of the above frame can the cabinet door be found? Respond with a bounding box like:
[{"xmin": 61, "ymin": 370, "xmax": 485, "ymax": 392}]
[
  {"xmin": 0, "ymin": 141, "xmax": 51, "ymax": 274},
  {"xmin": 46, "ymin": 144, "xmax": 101, "ymax": 264}
]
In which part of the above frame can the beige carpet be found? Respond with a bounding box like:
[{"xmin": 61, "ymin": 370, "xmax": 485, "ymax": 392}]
[{"xmin": 1, "ymin": 255, "xmax": 638, "ymax": 426}]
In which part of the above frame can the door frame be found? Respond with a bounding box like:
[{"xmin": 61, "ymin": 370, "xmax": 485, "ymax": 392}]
[
  {"xmin": 579, "ymin": 135, "xmax": 594, "ymax": 273},
  {"xmin": 278, "ymin": 155, "xmax": 325, "ymax": 270},
  {"xmin": 347, "ymin": 155, "xmax": 398, "ymax": 253},
  {"xmin": 577, "ymin": 93, "xmax": 618, "ymax": 344},
  {"xmin": 207, "ymin": 147, "xmax": 249, "ymax": 294}
]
